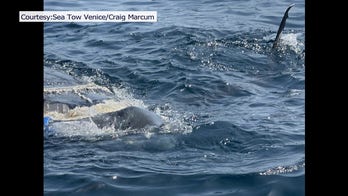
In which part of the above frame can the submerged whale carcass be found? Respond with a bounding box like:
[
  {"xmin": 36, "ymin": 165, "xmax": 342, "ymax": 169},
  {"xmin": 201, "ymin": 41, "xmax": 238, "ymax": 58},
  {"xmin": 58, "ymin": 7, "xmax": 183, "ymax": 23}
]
[{"xmin": 44, "ymin": 67, "xmax": 163, "ymax": 132}]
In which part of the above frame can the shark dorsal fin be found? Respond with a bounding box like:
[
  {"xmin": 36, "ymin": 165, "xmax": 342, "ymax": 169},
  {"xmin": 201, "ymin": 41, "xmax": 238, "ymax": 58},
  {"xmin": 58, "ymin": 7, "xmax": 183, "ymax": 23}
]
[{"xmin": 272, "ymin": 4, "xmax": 295, "ymax": 49}]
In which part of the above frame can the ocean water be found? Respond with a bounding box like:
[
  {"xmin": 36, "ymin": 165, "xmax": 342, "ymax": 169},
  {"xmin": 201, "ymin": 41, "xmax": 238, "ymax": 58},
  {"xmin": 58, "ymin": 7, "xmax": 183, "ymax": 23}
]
[{"xmin": 44, "ymin": 0, "xmax": 305, "ymax": 195}]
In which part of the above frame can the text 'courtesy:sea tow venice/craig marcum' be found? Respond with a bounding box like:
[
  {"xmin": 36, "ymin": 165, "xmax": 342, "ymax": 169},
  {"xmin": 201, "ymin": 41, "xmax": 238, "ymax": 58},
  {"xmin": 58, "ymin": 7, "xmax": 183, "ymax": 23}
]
[{"xmin": 19, "ymin": 11, "xmax": 157, "ymax": 22}]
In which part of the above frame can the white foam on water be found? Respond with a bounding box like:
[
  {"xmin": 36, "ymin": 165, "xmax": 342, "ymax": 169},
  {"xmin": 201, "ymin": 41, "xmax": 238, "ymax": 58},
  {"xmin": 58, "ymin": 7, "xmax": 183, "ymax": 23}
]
[
  {"xmin": 280, "ymin": 33, "xmax": 304, "ymax": 54},
  {"xmin": 153, "ymin": 103, "xmax": 193, "ymax": 135},
  {"xmin": 259, "ymin": 161, "xmax": 305, "ymax": 176},
  {"xmin": 49, "ymin": 119, "xmax": 115, "ymax": 138}
]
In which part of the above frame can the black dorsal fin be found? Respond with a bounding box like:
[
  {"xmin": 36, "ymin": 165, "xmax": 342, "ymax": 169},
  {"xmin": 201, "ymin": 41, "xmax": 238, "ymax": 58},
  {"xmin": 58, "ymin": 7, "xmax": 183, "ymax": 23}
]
[{"xmin": 272, "ymin": 4, "xmax": 295, "ymax": 49}]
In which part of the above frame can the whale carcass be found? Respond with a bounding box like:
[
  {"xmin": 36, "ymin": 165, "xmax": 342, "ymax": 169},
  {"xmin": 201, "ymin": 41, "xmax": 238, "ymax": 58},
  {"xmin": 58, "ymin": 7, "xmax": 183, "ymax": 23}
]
[{"xmin": 44, "ymin": 66, "xmax": 163, "ymax": 133}]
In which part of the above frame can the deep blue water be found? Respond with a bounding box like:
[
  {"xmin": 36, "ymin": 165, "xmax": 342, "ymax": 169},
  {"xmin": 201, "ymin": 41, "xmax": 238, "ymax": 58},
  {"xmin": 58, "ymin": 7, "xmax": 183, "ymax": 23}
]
[{"xmin": 44, "ymin": 0, "xmax": 305, "ymax": 195}]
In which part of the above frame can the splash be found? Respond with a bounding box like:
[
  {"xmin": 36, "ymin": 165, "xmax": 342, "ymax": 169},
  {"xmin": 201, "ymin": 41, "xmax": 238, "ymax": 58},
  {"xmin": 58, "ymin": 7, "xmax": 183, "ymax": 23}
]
[
  {"xmin": 153, "ymin": 103, "xmax": 193, "ymax": 135},
  {"xmin": 280, "ymin": 33, "xmax": 304, "ymax": 54}
]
